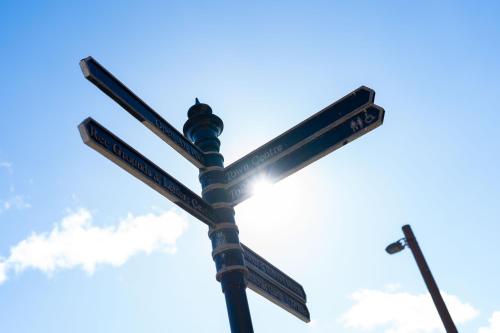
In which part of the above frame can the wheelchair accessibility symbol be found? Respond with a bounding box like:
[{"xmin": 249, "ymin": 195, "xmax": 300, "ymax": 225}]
[
  {"xmin": 363, "ymin": 111, "xmax": 375, "ymax": 124},
  {"xmin": 350, "ymin": 111, "xmax": 376, "ymax": 133}
]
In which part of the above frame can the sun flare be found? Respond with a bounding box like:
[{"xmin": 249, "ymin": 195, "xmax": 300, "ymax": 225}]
[
  {"xmin": 251, "ymin": 178, "xmax": 275, "ymax": 199},
  {"xmin": 235, "ymin": 174, "xmax": 315, "ymax": 255}
]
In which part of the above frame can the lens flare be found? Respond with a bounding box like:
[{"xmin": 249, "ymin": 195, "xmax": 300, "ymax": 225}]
[{"xmin": 251, "ymin": 178, "xmax": 274, "ymax": 197}]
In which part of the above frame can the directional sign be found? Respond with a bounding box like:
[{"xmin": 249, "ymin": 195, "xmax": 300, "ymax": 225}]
[
  {"xmin": 246, "ymin": 270, "xmax": 310, "ymax": 323},
  {"xmin": 226, "ymin": 103, "xmax": 384, "ymax": 206},
  {"xmin": 242, "ymin": 244, "xmax": 306, "ymax": 302},
  {"xmin": 223, "ymin": 86, "xmax": 376, "ymax": 205},
  {"xmin": 246, "ymin": 269, "xmax": 310, "ymax": 323},
  {"xmin": 241, "ymin": 244, "xmax": 310, "ymax": 322},
  {"xmin": 78, "ymin": 117, "xmax": 218, "ymax": 227},
  {"xmin": 80, "ymin": 57, "xmax": 207, "ymax": 168}
]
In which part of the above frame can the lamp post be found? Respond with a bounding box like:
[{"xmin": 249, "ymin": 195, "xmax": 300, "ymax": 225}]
[{"xmin": 385, "ymin": 225, "xmax": 458, "ymax": 333}]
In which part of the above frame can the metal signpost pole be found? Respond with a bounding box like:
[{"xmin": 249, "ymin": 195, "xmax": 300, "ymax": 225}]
[
  {"xmin": 183, "ymin": 100, "xmax": 254, "ymax": 333},
  {"xmin": 401, "ymin": 225, "xmax": 458, "ymax": 333}
]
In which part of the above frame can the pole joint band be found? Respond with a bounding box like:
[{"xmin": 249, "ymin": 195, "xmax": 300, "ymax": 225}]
[
  {"xmin": 208, "ymin": 223, "xmax": 239, "ymax": 237},
  {"xmin": 204, "ymin": 150, "xmax": 223, "ymax": 155},
  {"xmin": 198, "ymin": 166, "xmax": 224, "ymax": 178},
  {"xmin": 201, "ymin": 183, "xmax": 227, "ymax": 195},
  {"xmin": 216, "ymin": 265, "xmax": 249, "ymax": 282},
  {"xmin": 211, "ymin": 243, "xmax": 243, "ymax": 258},
  {"xmin": 211, "ymin": 202, "xmax": 234, "ymax": 209}
]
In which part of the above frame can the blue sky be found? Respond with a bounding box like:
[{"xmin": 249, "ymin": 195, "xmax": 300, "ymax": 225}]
[{"xmin": 1, "ymin": 1, "xmax": 499, "ymax": 332}]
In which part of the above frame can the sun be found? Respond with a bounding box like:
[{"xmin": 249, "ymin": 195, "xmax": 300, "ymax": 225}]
[
  {"xmin": 250, "ymin": 178, "xmax": 276, "ymax": 201},
  {"xmin": 235, "ymin": 174, "xmax": 314, "ymax": 254}
]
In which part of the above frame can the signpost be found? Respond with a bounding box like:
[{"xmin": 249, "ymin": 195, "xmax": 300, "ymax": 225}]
[{"xmin": 78, "ymin": 56, "xmax": 385, "ymax": 332}]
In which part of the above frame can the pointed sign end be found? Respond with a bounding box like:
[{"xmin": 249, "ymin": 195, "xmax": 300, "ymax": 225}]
[
  {"xmin": 78, "ymin": 117, "xmax": 96, "ymax": 145},
  {"xmin": 357, "ymin": 85, "xmax": 376, "ymax": 103},
  {"xmin": 371, "ymin": 104, "xmax": 385, "ymax": 124},
  {"xmin": 79, "ymin": 56, "xmax": 94, "ymax": 78},
  {"xmin": 377, "ymin": 105, "xmax": 385, "ymax": 125}
]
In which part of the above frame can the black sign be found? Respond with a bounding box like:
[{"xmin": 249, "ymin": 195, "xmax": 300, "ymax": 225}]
[
  {"xmin": 246, "ymin": 266, "xmax": 310, "ymax": 322},
  {"xmin": 224, "ymin": 86, "xmax": 374, "ymax": 184},
  {"xmin": 242, "ymin": 244, "xmax": 306, "ymax": 303},
  {"xmin": 80, "ymin": 57, "xmax": 206, "ymax": 168},
  {"xmin": 226, "ymin": 104, "xmax": 384, "ymax": 206},
  {"xmin": 78, "ymin": 118, "xmax": 218, "ymax": 227}
]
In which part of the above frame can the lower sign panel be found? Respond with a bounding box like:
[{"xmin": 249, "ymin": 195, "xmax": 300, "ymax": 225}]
[
  {"xmin": 246, "ymin": 267, "xmax": 310, "ymax": 323},
  {"xmin": 242, "ymin": 244, "xmax": 306, "ymax": 303}
]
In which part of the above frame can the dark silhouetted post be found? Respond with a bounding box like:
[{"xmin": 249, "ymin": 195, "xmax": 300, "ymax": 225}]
[
  {"xmin": 402, "ymin": 225, "xmax": 458, "ymax": 333},
  {"xmin": 184, "ymin": 99, "xmax": 254, "ymax": 333}
]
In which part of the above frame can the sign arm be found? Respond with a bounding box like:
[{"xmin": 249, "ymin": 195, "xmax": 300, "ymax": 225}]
[
  {"xmin": 226, "ymin": 104, "xmax": 384, "ymax": 205},
  {"xmin": 78, "ymin": 117, "xmax": 218, "ymax": 227},
  {"xmin": 223, "ymin": 86, "xmax": 375, "ymax": 190},
  {"xmin": 79, "ymin": 57, "xmax": 207, "ymax": 168},
  {"xmin": 240, "ymin": 243, "xmax": 310, "ymax": 322}
]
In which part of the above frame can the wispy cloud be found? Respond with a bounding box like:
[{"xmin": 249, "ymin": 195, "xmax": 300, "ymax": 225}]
[
  {"xmin": 478, "ymin": 311, "xmax": 500, "ymax": 333},
  {"xmin": 0, "ymin": 161, "xmax": 13, "ymax": 174},
  {"xmin": 0, "ymin": 161, "xmax": 31, "ymax": 214},
  {"xmin": 340, "ymin": 288, "xmax": 479, "ymax": 333},
  {"xmin": 0, "ymin": 194, "xmax": 31, "ymax": 213},
  {"xmin": 0, "ymin": 208, "xmax": 188, "ymax": 284}
]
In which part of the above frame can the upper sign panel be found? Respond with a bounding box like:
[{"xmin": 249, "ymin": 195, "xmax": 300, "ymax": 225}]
[
  {"xmin": 224, "ymin": 86, "xmax": 374, "ymax": 187},
  {"xmin": 80, "ymin": 57, "xmax": 207, "ymax": 168}
]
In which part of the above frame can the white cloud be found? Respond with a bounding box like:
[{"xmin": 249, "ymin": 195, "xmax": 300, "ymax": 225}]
[
  {"xmin": 340, "ymin": 288, "xmax": 479, "ymax": 333},
  {"xmin": 479, "ymin": 312, "xmax": 500, "ymax": 333},
  {"xmin": 384, "ymin": 283, "xmax": 402, "ymax": 292},
  {"xmin": 0, "ymin": 208, "xmax": 188, "ymax": 284},
  {"xmin": 0, "ymin": 261, "xmax": 6, "ymax": 284}
]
